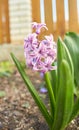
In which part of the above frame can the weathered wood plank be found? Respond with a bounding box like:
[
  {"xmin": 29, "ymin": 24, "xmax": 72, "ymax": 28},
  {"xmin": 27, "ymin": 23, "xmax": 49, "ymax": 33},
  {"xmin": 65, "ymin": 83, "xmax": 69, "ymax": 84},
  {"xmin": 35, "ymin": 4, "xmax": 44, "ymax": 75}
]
[
  {"xmin": 0, "ymin": 1, "xmax": 3, "ymax": 43},
  {"xmin": 68, "ymin": 0, "xmax": 78, "ymax": 32},
  {"xmin": 56, "ymin": 0, "xmax": 65, "ymax": 37},
  {"xmin": 44, "ymin": 0, "xmax": 53, "ymax": 33},
  {"xmin": 0, "ymin": 0, "xmax": 10, "ymax": 43},
  {"xmin": 31, "ymin": 0, "xmax": 41, "ymax": 22}
]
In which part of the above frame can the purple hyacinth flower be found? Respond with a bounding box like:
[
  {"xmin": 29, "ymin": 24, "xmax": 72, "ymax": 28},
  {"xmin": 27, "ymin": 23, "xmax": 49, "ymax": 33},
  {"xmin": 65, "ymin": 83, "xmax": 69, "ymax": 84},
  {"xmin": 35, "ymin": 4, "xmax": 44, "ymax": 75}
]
[
  {"xmin": 24, "ymin": 22, "xmax": 57, "ymax": 74},
  {"xmin": 40, "ymin": 72, "xmax": 44, "ymax": 78},
  {"xmin": 32, "ymin": 22, "xmax": 48, "ymax": 34},
  {"xmin": 40, "ymin": 87, "xmax": 48, "ymax": 93}
]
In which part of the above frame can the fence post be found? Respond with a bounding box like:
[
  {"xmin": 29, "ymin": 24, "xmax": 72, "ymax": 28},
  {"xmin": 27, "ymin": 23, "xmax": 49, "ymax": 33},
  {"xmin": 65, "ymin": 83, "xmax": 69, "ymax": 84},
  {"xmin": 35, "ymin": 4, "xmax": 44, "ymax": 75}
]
[
  {"xmin": 31, "ymin": 0, "xmax": 41, "ymax": 22},
  {"xmin": 0, "ymin": 0, "xmax": 10, "ymax": 44},
  {"xmin": 44, "ymin": 0, "xmax": 53, "ymax": 33},
  {"xmin": 56, "ymin": 0, "xmax": 65, "ymax": 37},
  {"xmin": 68, "ymin": 0, "xmax": 78, "ymax": 32},
  {"xmin": 0, "ymin": 7, "xmax": 3, "ymax": 43}
]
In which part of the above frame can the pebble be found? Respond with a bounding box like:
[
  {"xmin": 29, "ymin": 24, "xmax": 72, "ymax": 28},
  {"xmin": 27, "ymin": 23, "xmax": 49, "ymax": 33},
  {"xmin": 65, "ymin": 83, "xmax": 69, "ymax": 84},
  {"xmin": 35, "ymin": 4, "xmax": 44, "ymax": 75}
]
[
  {"xmin": 0, "ymin": 122, "xmax": 3, "ymax": 129},
  {"xmin": 28, "ymin": 127, "xmax": 34, "ymax": 130}
]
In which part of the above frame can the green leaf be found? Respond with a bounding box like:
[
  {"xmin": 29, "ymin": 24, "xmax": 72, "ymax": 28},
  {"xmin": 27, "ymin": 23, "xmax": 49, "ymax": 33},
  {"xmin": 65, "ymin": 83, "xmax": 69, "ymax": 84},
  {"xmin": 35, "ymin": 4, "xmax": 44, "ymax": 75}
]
[
  {"xmin": 50, "ymin": 69, "xmax": 57, "ymax": 99},
  {"xmin": 11, "ymin": 53, "xmax": 52, "ymax": 128},
  {"xmin": 0, "ymin": 71, "xmax": 11, "ymax": 77},
  {"xmin": 57, "ymin": 37, "xmax": 66, "ymax": 79},
  {"xmin": 44, "ymin": 72, "xmax": 56, "ymax": 119},
  {"xmin": 52, "ymin": 37, "xmax": 74, "ymax": 130},
  {"xmin": 0, "ymin": 91, "xmax": 6, "ymax": 97},
  {"xmin": 57, "ymin": 37, "xmax": 74, "ymax": 80},
  {"xmin": 64, "ymin": 32, "xmax": 79, "ymax": 89},
  {"xmin": 52, "ymin": 60, "xmax": 74, "ymax": 130},
  {"xmin": 69, "ymin": 98, "xmax": 79, "ymax": 122},
  {"xmin": 57, "ymin": 37, "xmax": 74, "ymax": 95}
]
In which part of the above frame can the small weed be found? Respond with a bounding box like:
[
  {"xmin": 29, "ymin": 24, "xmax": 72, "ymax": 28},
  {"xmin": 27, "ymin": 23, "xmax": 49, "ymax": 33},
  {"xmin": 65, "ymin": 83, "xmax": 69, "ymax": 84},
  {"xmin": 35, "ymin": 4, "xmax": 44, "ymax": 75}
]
[
  {"xmin": 0, "ymin": 60, "xmax": 26, "ymax": 77},
  {"xmin": 0, "ymin": 61, "xmax": 14, "ymax": 77},
  {"xmin": 0, "ymin": 91, "xmax": 6, "ymax": 97}
]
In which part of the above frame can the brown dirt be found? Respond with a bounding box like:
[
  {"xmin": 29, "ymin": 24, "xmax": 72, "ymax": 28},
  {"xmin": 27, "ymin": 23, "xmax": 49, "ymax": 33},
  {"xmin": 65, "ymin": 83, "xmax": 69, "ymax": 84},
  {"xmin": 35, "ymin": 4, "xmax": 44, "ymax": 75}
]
[{"xmin": 0, "ymin": 68, "xmax": 79, "ymax": 130}]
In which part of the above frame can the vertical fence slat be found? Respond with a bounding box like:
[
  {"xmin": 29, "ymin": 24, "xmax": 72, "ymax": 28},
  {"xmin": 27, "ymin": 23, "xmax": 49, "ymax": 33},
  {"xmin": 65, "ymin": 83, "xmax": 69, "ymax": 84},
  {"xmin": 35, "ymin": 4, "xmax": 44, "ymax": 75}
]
[
  {"xmin": 0, "ymin": 0, "xmax": 10, "ymax": 44},
  {"xmin": 0, "ymin": 24, "xmax": 2, "ymax": 43},
  {"xmin": 69, "ymin": 0, "xmax": 78, "ymax": 32},
  {"xmin": 56, "ymin": 0, "xmax": 65, "ymax": 37},
  {"xmin": 44, "ymin": 0, "xmax": 53, "ymax": 33},
  {"xmin": 6, "ymin": 0, "xmax": 10, "ymax": 43},
  {"xmin": 31, "ymin": 0, "xmax": 41, "ymax": 22},
  {"xmin": 0, "ymin": 1, "xmax": 3, "ymax": 43},
  {"xmin": 3, "ymin": 0, "xmax": 10, "ymax": 43}
]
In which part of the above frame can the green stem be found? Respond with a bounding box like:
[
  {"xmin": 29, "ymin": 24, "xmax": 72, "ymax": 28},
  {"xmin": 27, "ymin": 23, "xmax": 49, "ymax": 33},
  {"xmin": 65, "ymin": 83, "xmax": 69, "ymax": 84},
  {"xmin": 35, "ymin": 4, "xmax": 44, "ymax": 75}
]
[{"xmin": 44, "ymin": 72, "xmax": 56, "ymax": 119}]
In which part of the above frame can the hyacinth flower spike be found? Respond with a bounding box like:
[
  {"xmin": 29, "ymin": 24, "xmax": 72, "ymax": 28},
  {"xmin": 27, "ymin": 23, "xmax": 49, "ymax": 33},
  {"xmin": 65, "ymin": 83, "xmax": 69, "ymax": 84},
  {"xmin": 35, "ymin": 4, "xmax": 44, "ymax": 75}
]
[
  {"xmin": 24, "ymin": 23, "xmax": 56, "ymax": 73},
  {"xmin": 24, "ymin": 22, "xmax": 57, "ymax": 117}
]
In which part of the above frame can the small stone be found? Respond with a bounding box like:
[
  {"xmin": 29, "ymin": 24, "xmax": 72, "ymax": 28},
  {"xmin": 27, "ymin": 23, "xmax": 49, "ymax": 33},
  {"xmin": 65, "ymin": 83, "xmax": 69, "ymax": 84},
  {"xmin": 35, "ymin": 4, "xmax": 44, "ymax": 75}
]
[
  {"xmin": 13, "ymin": 110, "xmax": 22, "ymax": 116},
  {"xmin": 22, "ymin": 102, "xmax": 30, "ymax": 108},
  {"xmin": 28, "ymin": 127, "xmax": 34, "ymax": 130},
  {"xmin": 0, "ymin": 122, "xmax": 3, "ymax": 129}
]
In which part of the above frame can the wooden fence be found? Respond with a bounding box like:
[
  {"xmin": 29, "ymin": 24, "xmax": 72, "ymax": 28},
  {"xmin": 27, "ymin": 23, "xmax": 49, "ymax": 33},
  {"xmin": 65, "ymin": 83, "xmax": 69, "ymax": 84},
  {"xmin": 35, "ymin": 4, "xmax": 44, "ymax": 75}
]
[
  {"xmin": 0, "ymin": 0, "xmax": 10, "ymax": 44},
  {"xmin": 32, "ymin": 0, "xmax": 79, "ymax": 40},
  {"xmin": 0, "ymin": 0, "xmax": 79, "ymax": 43}
]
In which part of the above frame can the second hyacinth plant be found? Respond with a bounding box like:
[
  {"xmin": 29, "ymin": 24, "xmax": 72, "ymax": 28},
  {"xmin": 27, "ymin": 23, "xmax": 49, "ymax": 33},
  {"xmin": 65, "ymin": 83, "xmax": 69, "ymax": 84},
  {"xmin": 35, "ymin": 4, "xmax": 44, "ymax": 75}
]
[{"xmin": 11, "ymin": 22, "xmax": 79, "ymax": 130}]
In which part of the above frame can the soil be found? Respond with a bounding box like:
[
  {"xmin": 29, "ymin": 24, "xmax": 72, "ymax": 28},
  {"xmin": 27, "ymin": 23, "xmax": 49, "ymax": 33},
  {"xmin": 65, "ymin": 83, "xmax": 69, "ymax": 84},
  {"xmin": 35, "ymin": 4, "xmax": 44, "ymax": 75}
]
[{"xmin": 0, "ymin": 67, "xmax": 79, "ymax": 130}]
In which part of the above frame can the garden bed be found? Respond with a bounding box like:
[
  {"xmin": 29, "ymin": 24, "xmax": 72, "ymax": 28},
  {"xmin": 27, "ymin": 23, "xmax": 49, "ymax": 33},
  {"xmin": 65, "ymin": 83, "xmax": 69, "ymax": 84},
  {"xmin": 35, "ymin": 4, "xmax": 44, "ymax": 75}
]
[{"xmin": 0, "ymin": 65, "xmax": 79, "ymax": 130}]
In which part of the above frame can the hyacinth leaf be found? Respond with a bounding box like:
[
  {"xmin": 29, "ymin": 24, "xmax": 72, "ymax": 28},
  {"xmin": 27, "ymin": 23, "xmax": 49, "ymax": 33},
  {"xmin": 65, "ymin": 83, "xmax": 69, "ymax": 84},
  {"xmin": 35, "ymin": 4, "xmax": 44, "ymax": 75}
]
[
  {"xmin": 50, "ymin": 69, "xmax": 57, "ymax": 99},
  {"xmin": 57, "ymin": 37, "xmax": 74, "ymax": 79},
  {"xmin": 11, "ymin": 53, "xmax": 52, "ymax": 128},
  {"xmin": 52, "ymin": 60, "xmax": 74, "ymax": 130},
  {"xmin": 69, "ymin": 98, "xmax": 79, "ymax": 123},
  {"xmin": 57, "ymin": 37, "xmax": 66, "ymax": 79},
  {"xmin": 44, "ymin": 72, "xmax": 56, "ymax": 118},
  {"xmin": 64, "ymin": 32, "xmax": 79, "ymax": 90},
  {"xmin": 57, "ymin": 37, "xmax": 74, "ymax": 95},
  {"xmin": 52, "ymin": 37, "xmax": 74, "ymax": 130}
]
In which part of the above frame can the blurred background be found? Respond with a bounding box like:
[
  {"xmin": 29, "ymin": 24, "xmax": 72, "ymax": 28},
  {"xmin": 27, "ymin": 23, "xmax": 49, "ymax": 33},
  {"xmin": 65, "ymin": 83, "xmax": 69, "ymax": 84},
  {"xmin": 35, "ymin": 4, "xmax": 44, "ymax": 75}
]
[{"xmin": 0, "ymin": 0, "xmax": 79, "ymax": 61}]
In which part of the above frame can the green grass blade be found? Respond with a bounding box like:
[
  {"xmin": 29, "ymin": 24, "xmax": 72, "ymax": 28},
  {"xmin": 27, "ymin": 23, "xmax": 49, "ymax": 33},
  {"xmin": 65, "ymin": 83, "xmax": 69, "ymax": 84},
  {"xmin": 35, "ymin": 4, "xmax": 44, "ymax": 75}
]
[
  {"xmin": 52, "ymin": 60, "xmax": 74, "ymax": 130},
  {"xmin": 11, "ymin": 53, "xmax": 52, "ymax": 127}
]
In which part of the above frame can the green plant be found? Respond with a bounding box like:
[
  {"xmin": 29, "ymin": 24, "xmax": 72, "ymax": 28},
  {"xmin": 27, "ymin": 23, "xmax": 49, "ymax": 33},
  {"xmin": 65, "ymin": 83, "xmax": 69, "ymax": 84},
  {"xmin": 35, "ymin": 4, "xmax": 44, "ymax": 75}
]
[{"xmin": 11, "ymin": 22, "xmax": 79, "ymax": 130}]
